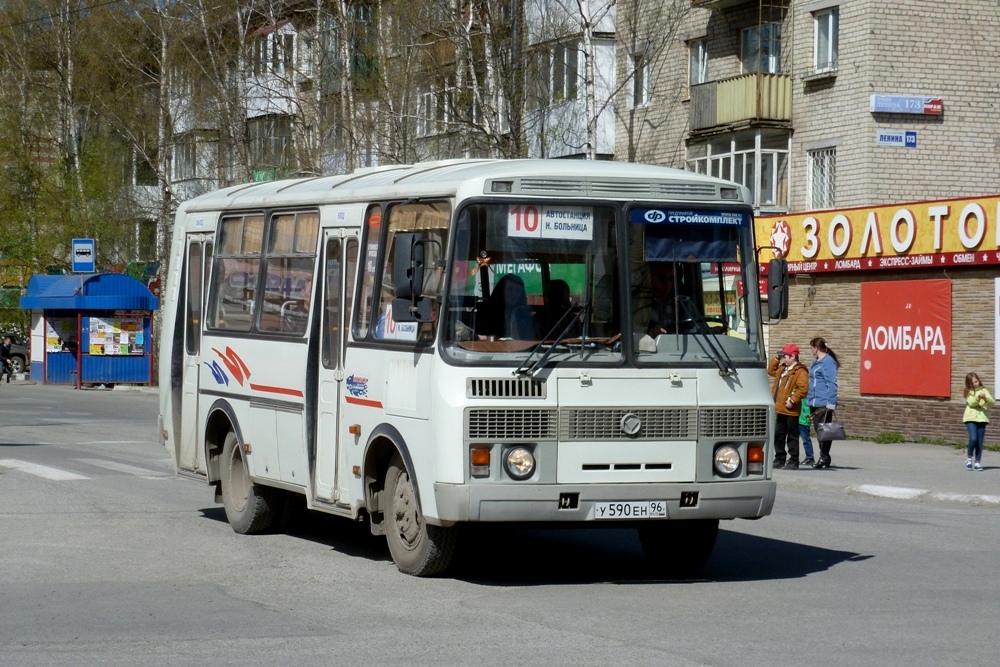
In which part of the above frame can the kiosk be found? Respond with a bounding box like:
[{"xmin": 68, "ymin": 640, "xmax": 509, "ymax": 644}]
[{"xmin": 20, "ymin": 274, "xmax": 159, "ymax": 387}]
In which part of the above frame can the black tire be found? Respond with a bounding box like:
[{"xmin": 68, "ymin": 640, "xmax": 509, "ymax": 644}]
[
  {"xmin": 637, "ymin": 519, "xmax": 719, "ymax": 576},
  {"xmin": 10, "ymin": 356, "xmax": 24, "ymax": 374},
  {"xmin": 384, "ymin": 453, "xmax": 457, "ymax": 576},
  {"xmin": 220, "ymin": 431, "xmax": 284, "ymax": 534}
]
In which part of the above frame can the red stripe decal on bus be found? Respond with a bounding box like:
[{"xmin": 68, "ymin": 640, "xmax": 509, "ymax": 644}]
[
  {"xmin": 248, "ymin": 383, "xmax": 304, "ymax": 397},
  {"xmin": 345, "ymin": 396, "xmax": 383, "ymax": 408}
]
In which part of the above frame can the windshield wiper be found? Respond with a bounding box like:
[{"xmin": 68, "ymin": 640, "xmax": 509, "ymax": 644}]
[
  {"xmin": 514, "ymin": 301, "xmax": 589, "ymax": 378},
  {"xmin": 677, "ymin": 297, "xmax": 737, "ymax": 377}
]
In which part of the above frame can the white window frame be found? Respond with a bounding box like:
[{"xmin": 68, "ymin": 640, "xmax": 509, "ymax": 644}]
[
  {"xmin": 688, "ymin": 38, "xmax": 707, "ymax": 91},
  {"xmin": 417, "ymin": 87, "xmax": 436, "ymax": 138},
  {"xmin": 631, "ymin": 52, "xmax": 650, "ymax": 108},
  {"xmin": 552, "ymin": 40, "xmax": 579, "ymax": 103},
  {"xmin": 813, "ymin": 7, "xmax": 839, "ymax": 73},
  {"xmin": 173, "ymin": 136, "xmax": 197, "ymax": 181},
  {"xmin": 808, "ymin": 147, "xmax": 836, "ymax": 209},
  {"xmin": 249, "ymin": 31, "xmax": 294, "ymax": 77},
  {"xmin": 685, "ymin": 131, "xmax": 790, "ymax": 210}
]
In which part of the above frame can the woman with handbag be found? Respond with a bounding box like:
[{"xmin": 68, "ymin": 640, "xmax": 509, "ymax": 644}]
[{"xmin": 807, "ymin": 337, "xmax": 840, "ymax": 469}]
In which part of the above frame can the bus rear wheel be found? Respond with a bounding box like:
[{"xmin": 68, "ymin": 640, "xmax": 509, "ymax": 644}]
[
  {"xmin": 221, "ymin": 431, "xmax": 283, "ymax": 534},
  {"xmin": 637, "ymin": 519, "xmax": 719, "ymax": 576},
  {"xmin": 384, "ymin": 453, "xmax": 457, "ymax": 577}
]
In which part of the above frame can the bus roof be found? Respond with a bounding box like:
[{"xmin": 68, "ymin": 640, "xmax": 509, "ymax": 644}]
[{"xmin": 178, "ymin": 159, "xmax": 750, "ymax": 213}]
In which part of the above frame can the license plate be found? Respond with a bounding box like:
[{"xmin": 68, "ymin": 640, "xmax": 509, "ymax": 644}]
[{"xmin": 593, "ymin": 500, "xmax": 667, "ymax": 520}]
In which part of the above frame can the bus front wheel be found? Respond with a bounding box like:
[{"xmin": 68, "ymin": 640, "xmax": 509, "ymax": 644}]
[
  {"xmin": 384, "ymin": 453, "xmax": 457, "ymax": 576},
  {"xmin": 637, "ymin": 519, "xmax": 719, "ymax": 576},
  {"xmin": 221, "ymin": 431, "xmax": 283, "ymax": 534}
]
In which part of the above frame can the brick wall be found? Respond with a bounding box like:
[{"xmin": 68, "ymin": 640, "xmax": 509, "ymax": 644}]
[
  {"xmin": 791, "ymin": 0, "xmax": 1000, "ymax": 210},
  {"xmin": 767, "ymin": 268, "xmax": 996, "ymax": 443}
]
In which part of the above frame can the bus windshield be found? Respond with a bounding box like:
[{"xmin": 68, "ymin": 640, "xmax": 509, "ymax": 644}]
[
  {"xmin": 441, "ymin": 202, "xmax": 765, "ymax": 368},
  {"xmin": 443, "ymin": 202, "xmax": 621, "ymax": 365},
  {"xmin": 627, "ymin": 206, "xmax": 765, "ymax": 367}
]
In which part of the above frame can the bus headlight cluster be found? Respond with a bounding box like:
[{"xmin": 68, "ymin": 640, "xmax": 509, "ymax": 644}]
[
  {"xmin": 713, "ymin": 445, "xmax": 741, "ymax": 477},
  {"xmin": 504, "ymin": 446, "xmax": 535, "ymax": 480}
]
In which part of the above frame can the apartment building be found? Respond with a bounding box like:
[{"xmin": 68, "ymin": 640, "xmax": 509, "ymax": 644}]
[{"xmin": 619, "ymin": 0, "xmax": 1000, "ymax": 442}]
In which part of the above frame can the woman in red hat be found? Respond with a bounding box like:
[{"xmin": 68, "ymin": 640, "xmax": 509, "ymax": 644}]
[{"xmin": 767, "ymin": 343, "xmax": 810, "ymax": 470}]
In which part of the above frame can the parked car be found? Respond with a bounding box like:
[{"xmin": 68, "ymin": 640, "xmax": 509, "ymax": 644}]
[{"xmin": 2, "ymin": 333, "xmax": 29, "ymax": 374}]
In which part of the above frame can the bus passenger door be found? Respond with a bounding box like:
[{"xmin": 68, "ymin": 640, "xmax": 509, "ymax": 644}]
[
  {"xmin": 315, "ymin": 232, "xmax": 357, "ymax": 501},
  {"xmin": 180, "ymin": 234, "xmax": 212, "ymax": 474}
]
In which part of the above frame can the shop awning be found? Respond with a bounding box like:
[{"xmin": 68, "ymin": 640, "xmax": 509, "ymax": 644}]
[{"xmin": 20, "ymin": 273, "xmax": 160, "ymax": 311}]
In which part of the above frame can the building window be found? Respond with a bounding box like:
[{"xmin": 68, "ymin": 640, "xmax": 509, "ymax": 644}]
[
  {"xmin": 814, "ymin": 8, "xmax": 839, "ymax": 73},
  {"xmin": 741, "ymin": 23, "xmax": 781, "ymax": 74},
  {"xmin": 417, "ymin": 86, "xmax": 436, "ymax": 137},
  {"xmin": 527, "ymin": 40, "xmax": 580, "ymax": 108},
  {"xmin": 685, "ymin": 131, "xmax": 789, "ymax": 210},
  {"xmin": 250, "ymin": 31, "xmax": 295, "ymax": 76},
  {"xmin": 552, "ymin": 40, "xmax": 579, "ymax": 102},
  {"xmin": 688, "ymin": 38, "xmax": 707, "ymax": 90},
  {"xmin": 247, "ymin": 115, "xmax": 292, "ymax": 171},
  {"xmin": 808, "ymin": 148, "xmax": 836, "ymax": 209},
  {"xmin": 174, "ymin": 136, "xmax": 197, "ymax": 180},
  {"xmin": 631, "ymin": 52, "xmax": 650, "ymax": 107}
]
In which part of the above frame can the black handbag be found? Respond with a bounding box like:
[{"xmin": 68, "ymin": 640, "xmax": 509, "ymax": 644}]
[{"xmin": 817, "ymin": 421, "xmax": 847, "ymax": 441}]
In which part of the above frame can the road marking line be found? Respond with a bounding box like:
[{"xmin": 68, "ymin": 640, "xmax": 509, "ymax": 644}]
[
  {"xmin": 74, "ymin": 458, "xmax": 169, "ymax": 477},
  {"xmin": 851, "ymin": 484, "xmax": 928, "ymax": 500},
  {"xmin": 0, "ymin": 458, "xmax": 89, "ymax": 481}
]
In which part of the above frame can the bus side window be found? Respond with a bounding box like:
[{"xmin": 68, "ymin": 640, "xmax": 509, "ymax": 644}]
[
  {"xmin": 373, "ymin": 201, "xmax": 450, "ymax": 343},
  {"xmin": 258, "ymin": 212, "xmax": 319, "ymax": 335},
  {"xmin": 207, "ymin": 214, "xmax": 263, "ymax": 332}
]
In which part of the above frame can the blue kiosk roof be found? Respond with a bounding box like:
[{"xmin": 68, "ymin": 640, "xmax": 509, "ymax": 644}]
[{"xmin": 20, "ymin": 273, "xmax": 160, "ymax": 311}]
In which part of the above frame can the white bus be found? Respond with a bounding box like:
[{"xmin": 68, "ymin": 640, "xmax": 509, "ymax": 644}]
[{"xmin": 158, "ymin": 159, "xmax": 788, "ymax": 576}]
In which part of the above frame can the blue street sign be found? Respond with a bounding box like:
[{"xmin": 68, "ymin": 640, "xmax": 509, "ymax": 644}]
[
  {"xmin": 876, "ymin": 130, "xmax": 918, "ymax": 148},
  {"xmin": 72, "ymin": 238, "xmax": 96, "ymax": 273}
]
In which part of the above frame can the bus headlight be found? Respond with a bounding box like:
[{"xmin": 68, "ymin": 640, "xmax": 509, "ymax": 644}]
[
  {"xmin": 504, "ymin": 446, "xmax": 535, "ymax": 480},
  {"xmin": 714, "ymin": 445, "xmax": 741, "ymax": 477}
]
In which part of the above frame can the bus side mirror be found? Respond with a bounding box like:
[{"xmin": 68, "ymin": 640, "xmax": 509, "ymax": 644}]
[
  {"xmin": 392, "ymin": 233, "xmax": 433, "ymax": 323},
  {"xmin": 393, "ymin": 233, "xmax": 425, "ymax": 300},
  {"xmin": 767, "ymin": 258, "xmax": 789, "ymax": 320}
]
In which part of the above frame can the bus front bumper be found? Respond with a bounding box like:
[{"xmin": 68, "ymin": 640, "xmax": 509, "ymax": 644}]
[{"xmin": 430, "ymin": 479, "xmax": 776, "ymax": 524}]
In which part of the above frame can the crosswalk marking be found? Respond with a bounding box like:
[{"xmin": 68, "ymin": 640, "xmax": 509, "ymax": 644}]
[
  {"xmin": 0, "ymin": 458, "xmax": 89, "ymax": 481},
  {"xmin": 74, "ymin": 458, "xmax": 169, "ymax": 477}
]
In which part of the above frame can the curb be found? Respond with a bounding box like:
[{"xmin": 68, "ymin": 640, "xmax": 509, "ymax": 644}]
[{"xmin": 849, "ymin": 484, "xmax": 1000, "ymax": 506}]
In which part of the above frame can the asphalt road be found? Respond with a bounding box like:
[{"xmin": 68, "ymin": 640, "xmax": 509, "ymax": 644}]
[{"xmin": 1, "ymin": 383, "xmax": 997, "ymax": 666}]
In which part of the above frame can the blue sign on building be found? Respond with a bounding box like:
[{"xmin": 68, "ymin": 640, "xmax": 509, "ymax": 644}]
[
  {"xmin": 72, "ymin": 239, "xmax": 96, "ymax": 273},
  {"xmin": 870, "ymin": 94, "xmax": 943, "ymax": 115},
  {"xmin": 875, "ymin": 130, "xmax": 918, "ymax": 148}
]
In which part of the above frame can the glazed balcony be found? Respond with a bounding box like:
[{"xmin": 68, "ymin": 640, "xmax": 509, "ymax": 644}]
[
  {"xmin": 691, "ymin": 0, "xmax": 754, "ymax": 8},
  {"xmin": 689, "ymin": 72, "xmax": 792, "ymax": 131}
]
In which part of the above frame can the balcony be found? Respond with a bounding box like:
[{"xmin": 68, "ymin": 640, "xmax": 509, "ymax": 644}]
[
  {"xmin": 691, "ymin": 0, "xmax": 754, "ymax": 8},
  {"xmin": 689, "ymin": 72, "xmax": 792, "ymax": 131}
]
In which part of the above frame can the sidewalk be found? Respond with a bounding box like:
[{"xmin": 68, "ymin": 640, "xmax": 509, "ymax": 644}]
[{"xmin": 774, "ymin": 439, "xmax": 1000, "ymax": 506}]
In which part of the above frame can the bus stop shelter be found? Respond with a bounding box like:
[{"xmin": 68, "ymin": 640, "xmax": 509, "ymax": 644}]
[{"xmin": 20, "ymin": 273, "xmax": 159, "ymax": 387}]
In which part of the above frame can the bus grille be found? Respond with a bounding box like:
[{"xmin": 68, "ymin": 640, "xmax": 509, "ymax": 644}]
[
  {"xmin": 465, "ymin": 407, "xmax": 767, "ymax": 441},
  {"xmin": 517, "ymin": 179, "xmax": 719, "ymax": 200},
  {"xmin": 700, "ymin": 408, "xmax": 768, "ymax": 439},
  {"xmin": 466, "ymin": 409, "xmax": 558, "ymax": 441},
  {"xmin": 467, "ymin": 377, "xmax": 546, "ymax": 399},
  {"xmin": 559, "ymin": 408, "xmax": 697, "ymax": 440},
  {"xmin": 589, "ymin": 181, "xmax": 719, "ymax": 198}
]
